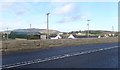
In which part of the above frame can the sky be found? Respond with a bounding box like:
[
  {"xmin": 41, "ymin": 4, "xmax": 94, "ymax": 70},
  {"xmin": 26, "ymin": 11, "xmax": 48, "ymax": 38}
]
[{"xmin": 0, "ymin": 0, "xmax": 119, "ymax": 32}]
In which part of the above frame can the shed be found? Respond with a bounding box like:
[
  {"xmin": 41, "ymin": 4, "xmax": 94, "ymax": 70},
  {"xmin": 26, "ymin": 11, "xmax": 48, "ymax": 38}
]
[{"xmin": 50, "ymin": 34, "xmax": 62, "ymax": 39}]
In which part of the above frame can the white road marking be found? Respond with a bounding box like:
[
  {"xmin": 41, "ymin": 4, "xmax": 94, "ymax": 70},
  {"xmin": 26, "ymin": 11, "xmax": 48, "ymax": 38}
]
[{"xmin": 2, "ymin": 46, "xmax": 118, "ymax": 69}]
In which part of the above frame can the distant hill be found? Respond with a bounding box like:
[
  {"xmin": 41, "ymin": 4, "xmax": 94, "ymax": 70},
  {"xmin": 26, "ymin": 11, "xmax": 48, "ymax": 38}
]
[
  {"xmin": 84, "ymin": 30, "xmax": 116, "ymax": 34},
  {"xmin": 3, "ymin": 29, "xmax": 117, "ymax": 35},
  {"xmin": 12, "ymin": 28, "xmax": 60, "ymax": 34}
]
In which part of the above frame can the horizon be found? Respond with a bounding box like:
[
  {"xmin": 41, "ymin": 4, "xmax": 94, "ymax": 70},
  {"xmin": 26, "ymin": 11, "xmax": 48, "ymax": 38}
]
[
  {"xmin": 0, "ymin": 1, "xmax": 118, "ymax": 32},
  {"xmin": 1, "ymin": 28, "xmax": 118, "ymax": 33}
]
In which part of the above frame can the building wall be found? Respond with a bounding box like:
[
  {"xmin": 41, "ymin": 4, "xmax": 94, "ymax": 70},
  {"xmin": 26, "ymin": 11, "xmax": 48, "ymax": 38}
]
[
  {"xmin": 41, "ymin": 35, "xmax": 47, "ymax": 39},
  {"xmin": 0, "ymin": 33, "xmax": 2, "ymax": 40}
]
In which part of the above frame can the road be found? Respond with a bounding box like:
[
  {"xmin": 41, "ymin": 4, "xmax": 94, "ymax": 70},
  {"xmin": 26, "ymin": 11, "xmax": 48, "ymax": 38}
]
[{"xmin": 2, "ymin": 42, "xmax": 119, "ymax": 69}]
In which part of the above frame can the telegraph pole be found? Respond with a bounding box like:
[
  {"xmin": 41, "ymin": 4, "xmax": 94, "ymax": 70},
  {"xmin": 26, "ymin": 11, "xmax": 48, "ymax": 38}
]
[
  {"xmin": 46, "ymin": 13, "xmax": 50, "ymax": 39},
  {"xmin": 112, "ymin": 26, "xmax": 114, "ymax": 32},
  {"xmin": 6, "ymin": 27, "xmax": 8, "ymax": 40},
  {"xmin": 87, "ymin": 19, "xmax": 90, "ymax": 38},
  {"xmin": 29, "ymin": 24, "xmax": 31, "ymax": 39},
  {"xmin": 30, "ymin": 24, "xmax": 31, "ymax": 29},
  {"xmin": 112, "ymin": 26, "xmax": 114, "ymax": 37}
]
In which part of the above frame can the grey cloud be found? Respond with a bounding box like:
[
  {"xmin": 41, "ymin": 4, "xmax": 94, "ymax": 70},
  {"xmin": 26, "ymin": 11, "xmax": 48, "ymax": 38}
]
[{"xmin": 57, "ymin": 15, "xmax": 85, "ymax": 23}]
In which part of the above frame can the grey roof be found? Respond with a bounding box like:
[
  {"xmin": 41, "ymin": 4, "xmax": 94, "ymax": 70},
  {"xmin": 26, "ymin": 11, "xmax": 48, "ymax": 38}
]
[{"xmin": 27, "ymin": 32, "xmax": 41, "ymax": 35}]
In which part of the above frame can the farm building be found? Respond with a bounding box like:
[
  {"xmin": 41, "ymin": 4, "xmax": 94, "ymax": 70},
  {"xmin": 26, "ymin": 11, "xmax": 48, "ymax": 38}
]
[{"xmin": 9, "ymin": 29, "xmax": 41, "ymax": 39}]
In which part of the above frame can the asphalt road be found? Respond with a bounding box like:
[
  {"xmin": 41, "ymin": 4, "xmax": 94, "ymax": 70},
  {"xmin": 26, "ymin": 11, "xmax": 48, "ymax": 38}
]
[{"xmin": 2, "ymin": 42, "xmax": 119, "ymax": 69}]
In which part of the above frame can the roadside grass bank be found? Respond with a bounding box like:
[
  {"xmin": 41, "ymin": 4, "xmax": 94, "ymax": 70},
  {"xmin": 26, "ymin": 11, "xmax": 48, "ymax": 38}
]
[{"xmin": 2, "ymin": 37, "xmax": 118, "ymax": 55}]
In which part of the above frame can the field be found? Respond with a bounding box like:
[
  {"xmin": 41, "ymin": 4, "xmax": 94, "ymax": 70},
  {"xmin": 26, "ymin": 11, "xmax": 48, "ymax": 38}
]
[{"xmin": 1, "ymin": 37, "xmax": 118, "ymax": 54}]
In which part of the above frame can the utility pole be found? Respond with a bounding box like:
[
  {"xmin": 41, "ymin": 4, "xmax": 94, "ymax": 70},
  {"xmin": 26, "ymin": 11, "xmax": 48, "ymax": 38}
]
[
  {"xmin": 46, "ymin": 13, "xmax": 50, "ymax": 39},
  {"xmin": 112, "ymin": 26, "xmax": 114, "ymax": 32},
  {"xmin": 112, "ymin": 26, "xmax": 114, "ymax": 37},
  {"xmin": 30, "ymin": 24, "xmax": 31, "ymax": 29},
  {"xmin": 6, "ymin": 27, "xmax": 8, "ymax": 40},
  {"xmin": 87, "ymin": 19, "xmax": 90, "ymax": 38},
  {"xmin": 29, "ymin": 24, "xmax": 32, "ymax": 39}
]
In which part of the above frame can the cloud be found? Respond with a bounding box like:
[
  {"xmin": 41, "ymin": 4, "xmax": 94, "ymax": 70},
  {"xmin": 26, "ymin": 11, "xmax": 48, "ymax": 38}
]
[
  {"xmin": 51, "ymin": 0, "xmax": 73, "ymax": 2},
  {"xmin": 0, "ymin": 0, "xmax": 34, "ymax": 2},
  {"xmin": 53, "ymin": 3, "xmax": 75, "ymax": 15},
  {"xmin": 0, "ymin": 2, "xmax": 15, "ymax": 11},
  {"xmin": 57, "ymin": 15, "xmax": 87, "ymax": 23},
  {"xmin": 0, "ymin": 0, "xmax": 15, "ymax": 2},
  {"xmin": 51, "ymin": 2, "xmax": 89, "ymax": 23},
  {"xmin": 0, "ymin": 2, "xmax": 31, "ymax": 16},
  {"xmin": 0, "ymin": 0, "xmax": 119, "ymax": 2},
  {"xmin": 50, "ymin": 0, "xmax": 119, "ymax": 2},
  {"xmin": 14, "ymin": 3, "xmax": 31, "ymax": 16},
  {"xmin": 0, "ymin": 19, "xmax": 30, "ymax": 31},
  {"xmin": 57, "ymin": 16, "xmax": 71, "ymax": 23}
]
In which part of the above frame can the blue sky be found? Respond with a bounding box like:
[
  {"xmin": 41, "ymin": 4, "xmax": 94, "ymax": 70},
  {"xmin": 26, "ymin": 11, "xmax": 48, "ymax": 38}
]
[{"xmin": 0, "ymin": 1, "xmax": 118, "ymax": 32}]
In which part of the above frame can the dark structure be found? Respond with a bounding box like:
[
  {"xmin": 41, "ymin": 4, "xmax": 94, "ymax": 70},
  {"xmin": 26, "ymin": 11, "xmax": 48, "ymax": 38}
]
[{"xmin": 9, "ymin": 29, "xmax": 41, "ymax": 39}]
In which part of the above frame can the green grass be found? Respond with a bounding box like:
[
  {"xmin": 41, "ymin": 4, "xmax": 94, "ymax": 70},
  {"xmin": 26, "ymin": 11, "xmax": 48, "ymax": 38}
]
[{"xmin": 2, "ymin": 37, "xmax": 118, "ymax": 54}]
